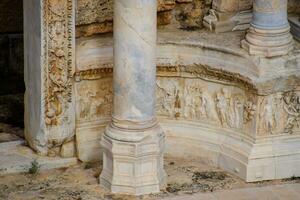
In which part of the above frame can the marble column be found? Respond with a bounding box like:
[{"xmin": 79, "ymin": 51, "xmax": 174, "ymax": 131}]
[
  {"xmin": 242, "ymin": 0, "xmax": 293, "ymax": 57},
  {"xmin": 99, "ymin": 0, "xmax": 166, "ymax": 195}
]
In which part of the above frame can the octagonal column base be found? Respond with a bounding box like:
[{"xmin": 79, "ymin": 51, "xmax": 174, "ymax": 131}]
[
  {"xmin": 99, "ymin": 124, "xmax": 166, "ymax": 195},
  {"xmin": 242, "ymin": 26, "xmax": 293, "ymax": 57}
]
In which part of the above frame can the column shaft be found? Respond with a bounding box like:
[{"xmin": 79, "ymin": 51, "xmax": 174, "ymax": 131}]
[{"xmin": 100, "ymin": 0, "xmax": 166, "ymax": 195}]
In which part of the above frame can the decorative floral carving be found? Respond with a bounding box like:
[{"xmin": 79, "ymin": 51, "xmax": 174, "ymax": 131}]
[
  {"xmin": 44, "ymin": 0, "xmax": 74, "ymax": 126},
  {"xmin": 283, "ymin": 92, "xmax": 300, "ymax": 134}
]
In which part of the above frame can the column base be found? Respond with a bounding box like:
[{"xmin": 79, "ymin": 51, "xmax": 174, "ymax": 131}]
[
  {"xmin": 100, "ymin": 124, "xmax": 166, "ymax": 195},
  {"xmin": 203, "ymin": 9, "xmax": 252, "ymax": 33},
  {"xmin": 242, "ymin": 26, "xmax": 294, "ymax": 57}
]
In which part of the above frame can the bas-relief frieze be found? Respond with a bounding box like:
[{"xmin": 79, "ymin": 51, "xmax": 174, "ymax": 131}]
[
  {"xmin": 156, "ymin": 77, "xmax": 257, "ymax": 133},
  {"xmin": 74, "ymin": 66, "xmax": 299, "ymax": 136}
]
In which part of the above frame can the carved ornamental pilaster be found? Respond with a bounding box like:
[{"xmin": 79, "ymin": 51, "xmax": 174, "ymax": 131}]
[{"xmin": 24, "ymin": 0, "xmax": 75, "ymax": 156}]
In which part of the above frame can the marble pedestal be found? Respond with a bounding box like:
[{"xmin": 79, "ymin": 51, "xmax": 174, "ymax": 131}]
[{"xmin": 100, "ymin": 124, "xmax": 166, "ymax": 195}]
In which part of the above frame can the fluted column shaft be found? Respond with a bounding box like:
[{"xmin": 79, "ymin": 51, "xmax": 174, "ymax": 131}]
[
  {"xmin": 100, "ymin": 0, "xmax": 166, "ymax": 195},
  {"xmin": 242, "ymin": 0, "xmax": 293, "ymax": 57}
]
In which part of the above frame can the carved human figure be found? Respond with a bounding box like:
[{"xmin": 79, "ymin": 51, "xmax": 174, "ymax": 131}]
[
  {"xmin": 244, "ymin": 101, "xmax": 257, "ymax": 124},
  {"xmin": 184, "ymin": 85, "xmax": 196, "ymax": 119},
  {"xmin": 231, "ymin": 97, "xmax": 243, "ymax": 129},
  {"xmin": 200, "ymin": 91, "xmax": 219, "ymax": 122},
  {"xmin": 259, "ymin": 95, "xmax": 282, "ymax": 134},
  {"xmin": 215, "ymin": 88, "xmax": 229, "ymax": 126},
  {"xmin": 157, "ymin": 80, "xmax": 178, "ymax": 117}
]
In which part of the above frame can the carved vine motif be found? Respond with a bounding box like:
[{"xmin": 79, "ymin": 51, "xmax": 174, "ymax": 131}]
[
  {"xmin": 283, "ymin": 92, "xmax": 300, "ymax": 134},
  {"xmin": 44, "ymin": 0, "xmax": 74, "ymax": 126}
]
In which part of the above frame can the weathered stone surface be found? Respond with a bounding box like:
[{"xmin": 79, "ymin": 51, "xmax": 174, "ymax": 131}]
[
  {"xmin": 75, "ymin": 0, "xmax": 177, "ymax": 37},
  {"xmin": 203, "ymin": 0, "xmax": 253, "ymax": 33},
  {"xmin": 60, "ymin": 140, "xmax": 76, "ymax": 158},
  {"xmin": 175, "ymin": 0, "xmax": 206, "ymax": 30},
  {"xmin": 0, "ymin": 141, "xmax": 78, "ymax": 175}
]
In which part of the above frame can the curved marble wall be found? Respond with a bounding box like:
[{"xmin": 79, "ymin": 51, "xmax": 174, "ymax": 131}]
[{"xmin": 75, "ymin": 32, "xmax": 300, "ymax": 182}]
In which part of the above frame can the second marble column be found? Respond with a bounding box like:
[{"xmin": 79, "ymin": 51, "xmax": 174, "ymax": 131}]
[
  {"xmin": 99, "ymin": 0, "xmax": 166, "ymax": 195},
  {"xmin": 242, "ymin": 0, "xmax": 293, "ymax": 57}
]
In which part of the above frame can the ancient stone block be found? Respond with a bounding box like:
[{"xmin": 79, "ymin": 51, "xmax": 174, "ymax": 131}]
[{"xmin": 60, "ymin": 140, "xmax": 76, "ymax": 158}]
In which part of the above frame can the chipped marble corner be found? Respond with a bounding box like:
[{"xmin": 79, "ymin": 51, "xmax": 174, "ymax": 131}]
[{"xmin": 43, "ymin": 0, "xmax": 76, "ymax": 151}]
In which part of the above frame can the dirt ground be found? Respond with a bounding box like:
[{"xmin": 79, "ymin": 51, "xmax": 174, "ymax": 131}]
[{"xmin": 0, "ymin": 157, "xmax": 299, "ymax": 200}]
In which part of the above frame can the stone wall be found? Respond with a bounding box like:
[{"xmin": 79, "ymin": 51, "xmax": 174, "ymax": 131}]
[
  {"xmin": 76, "ymin": 0, "xmax": 211, "ymax": 37},
  {"xmin": 76, "ymin": 0, "xmax": 300, "ymax": 38}
]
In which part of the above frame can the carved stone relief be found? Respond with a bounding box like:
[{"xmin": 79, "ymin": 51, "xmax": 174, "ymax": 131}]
[
  {"xmin": 156, "ymin": 78, "xmax": 182, "ymax": 118},
  {"xmin": 44, "ymin": 0, "xmax": 74, "ymax": 127},
  {"xmin": 283, "ymin": 91, "xmax": 300, "ymax": 134},
  {"xmin": 74, "ymin": 67, "xmax": 299, "ymax": 137},
  {"xmin": 156, "ymin": 76, "xmax": 257, "ymax": 132},
  {"xmin": 257, "ymin": 91, "xmax": 300, "ymax": 135},
  {"xmin": 75, "ymin": 78, "xmax": 113, "ymax": 123},
  {"xmin": 42, "ymin": 0, "xmax": 76, "ymax": 152}
]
